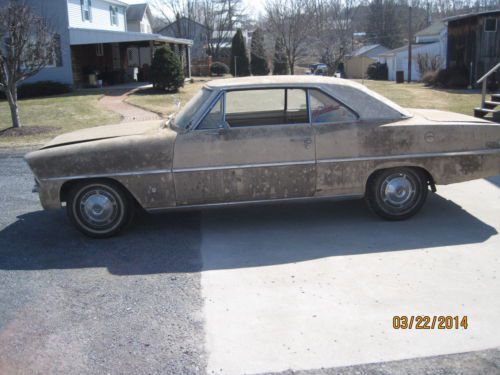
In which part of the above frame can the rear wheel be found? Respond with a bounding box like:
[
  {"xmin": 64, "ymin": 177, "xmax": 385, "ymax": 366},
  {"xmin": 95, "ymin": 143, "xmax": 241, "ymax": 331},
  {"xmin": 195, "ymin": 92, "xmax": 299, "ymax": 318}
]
[
  {"xmin": 67, "ymin": 181, "xmax": 135, "ymax": 238},
  {"xmin": 365, "ymin": 167, "xmax": 428, "ymax": 220}
]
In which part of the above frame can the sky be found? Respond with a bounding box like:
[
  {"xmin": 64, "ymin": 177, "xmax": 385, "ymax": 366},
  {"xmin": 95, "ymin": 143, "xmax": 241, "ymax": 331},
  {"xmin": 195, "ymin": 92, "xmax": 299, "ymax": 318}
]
[{"xmin": 121, "ymin": 0, "xmax": 266, "ymax": 17}]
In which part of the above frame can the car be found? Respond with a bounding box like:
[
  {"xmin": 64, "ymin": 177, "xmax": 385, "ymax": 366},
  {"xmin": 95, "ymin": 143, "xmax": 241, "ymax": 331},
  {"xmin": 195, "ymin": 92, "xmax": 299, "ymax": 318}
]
[{"xmin": 25, "ymin": 76, "xmax": 500, "ymax": 238}]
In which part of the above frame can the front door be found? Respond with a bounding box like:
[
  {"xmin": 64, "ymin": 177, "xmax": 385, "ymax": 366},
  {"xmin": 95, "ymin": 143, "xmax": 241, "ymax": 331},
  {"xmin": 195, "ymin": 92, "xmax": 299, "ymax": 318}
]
[{"xmin": 173, "ymin": 88, "xmax": 316, "ymax": 206}]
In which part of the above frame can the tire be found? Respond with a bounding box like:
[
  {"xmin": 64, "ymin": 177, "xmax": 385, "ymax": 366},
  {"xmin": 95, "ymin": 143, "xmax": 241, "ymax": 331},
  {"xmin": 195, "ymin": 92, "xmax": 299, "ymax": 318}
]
[
  {"xmin": 66, "ymin": 180, "xmax": 135, "ymax": 238},
  {"xmin": 365, "ymin": 167, "xmax": 428, "ymax": 221}
]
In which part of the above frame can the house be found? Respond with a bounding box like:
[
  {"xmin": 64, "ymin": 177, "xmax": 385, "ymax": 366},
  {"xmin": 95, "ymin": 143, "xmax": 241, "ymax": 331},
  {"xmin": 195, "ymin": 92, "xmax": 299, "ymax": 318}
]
[
  {"xmin": 10, "ymin": 0, "xmax": 193, "ymax": 87},
  {"xmin": 157, "ymin": 17, "xmax": 208, "ymax": 61},
  {"xmin": 378, "ymin": 21, "xmax": 447, "ymax": 81},
  {"xmin": 445, "ymin": 9, "xmax": 500, "ymax": 83},
  {"xmin": 344, "ymin": 44, "xmax": 389, "ymax": 79}
]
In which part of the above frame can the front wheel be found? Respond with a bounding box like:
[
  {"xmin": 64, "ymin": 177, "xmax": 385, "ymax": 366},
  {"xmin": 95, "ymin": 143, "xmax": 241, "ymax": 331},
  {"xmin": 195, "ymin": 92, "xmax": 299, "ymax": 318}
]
[
  {"xmin": 365, "ymin": 168, "xmax": 428, "ymax": 220},
  {"xmin": 67, "ymin": 181, "xmax": 135, "ymax": 238}
]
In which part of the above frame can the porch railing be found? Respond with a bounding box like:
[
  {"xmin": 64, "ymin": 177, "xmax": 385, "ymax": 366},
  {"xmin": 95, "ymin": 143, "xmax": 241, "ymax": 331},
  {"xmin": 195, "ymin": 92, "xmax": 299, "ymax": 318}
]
[{"xmin": 477, "ymin": 61, "xmax": 500, "ymax": 108}]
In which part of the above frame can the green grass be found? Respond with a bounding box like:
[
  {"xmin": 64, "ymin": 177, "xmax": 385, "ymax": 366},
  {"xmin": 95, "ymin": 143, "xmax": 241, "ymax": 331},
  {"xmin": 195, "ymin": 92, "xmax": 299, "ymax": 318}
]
[
  {"xmin": 357, "ymin": 80, "xmax": 482, "ymax": 116},
  {"xmin": 125, "ymin": 81, "xmax": 206, "ymax": 117},
  {"xmin": 0, "ymin": 93, "xmax": 121, "ymax": 147}
]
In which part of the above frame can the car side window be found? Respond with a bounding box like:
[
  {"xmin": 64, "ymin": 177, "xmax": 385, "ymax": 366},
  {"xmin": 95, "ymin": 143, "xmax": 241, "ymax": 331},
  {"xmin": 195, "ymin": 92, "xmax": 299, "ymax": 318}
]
[
  {"xmin": 225, "ymin": 89, "xmax": 308, "ymax": 127},
  {"xmin": 198, "ymin": 96, "xmax": 223, "ymax": 129},
  {"xmin": 309, "ymin": 89, "xmax": 357, "ymax": 123}
]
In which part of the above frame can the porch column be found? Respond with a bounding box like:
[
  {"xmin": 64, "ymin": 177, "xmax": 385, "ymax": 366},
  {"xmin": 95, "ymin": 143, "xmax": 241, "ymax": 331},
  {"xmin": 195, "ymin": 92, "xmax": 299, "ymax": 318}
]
[{"xmin": 186, "ymin": 45, "xmax": 191, "ymax": 78}]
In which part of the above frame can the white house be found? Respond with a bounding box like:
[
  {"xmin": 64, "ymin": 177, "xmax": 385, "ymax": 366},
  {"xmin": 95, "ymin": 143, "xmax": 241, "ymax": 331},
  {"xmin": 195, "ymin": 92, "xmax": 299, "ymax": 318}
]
[
  {"xmin": 378, "ymin": 22, "xmax": 447, "ymax": 81},
  {"xmin": 15, "ymin": 0, "xmax": 193, "ymax": 86}
]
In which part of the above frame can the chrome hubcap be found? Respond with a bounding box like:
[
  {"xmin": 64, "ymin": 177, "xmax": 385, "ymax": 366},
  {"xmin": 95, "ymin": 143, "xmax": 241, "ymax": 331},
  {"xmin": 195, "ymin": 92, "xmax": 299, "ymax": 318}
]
[
  {"xmin": 381, "ymin": 173, "xmax": 415, "ymax": 208},
  {"xmin": 79, "ymin": 189, "xmax": 118, "ymax": 227}
]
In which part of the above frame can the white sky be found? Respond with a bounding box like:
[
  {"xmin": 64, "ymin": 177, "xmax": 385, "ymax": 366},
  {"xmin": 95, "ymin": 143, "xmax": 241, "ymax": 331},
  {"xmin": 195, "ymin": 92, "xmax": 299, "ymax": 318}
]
[{"xmin": 122, "ymin": 0, "xmax": 266, "ymax": 17}]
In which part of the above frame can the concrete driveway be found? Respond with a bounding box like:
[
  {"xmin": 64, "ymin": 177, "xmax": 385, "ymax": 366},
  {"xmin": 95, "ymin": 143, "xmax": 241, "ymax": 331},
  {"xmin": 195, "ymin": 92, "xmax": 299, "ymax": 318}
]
[{"xmin": 0, "ymin": 152, "xmax": 499, "ymax": 374}]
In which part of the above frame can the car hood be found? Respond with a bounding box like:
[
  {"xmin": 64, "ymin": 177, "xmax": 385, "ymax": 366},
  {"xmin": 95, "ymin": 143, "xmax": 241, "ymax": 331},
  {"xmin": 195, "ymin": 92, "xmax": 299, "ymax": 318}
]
[{"xmin": 41, "ymin": 120, "xmax": 165, "ymax": 149}]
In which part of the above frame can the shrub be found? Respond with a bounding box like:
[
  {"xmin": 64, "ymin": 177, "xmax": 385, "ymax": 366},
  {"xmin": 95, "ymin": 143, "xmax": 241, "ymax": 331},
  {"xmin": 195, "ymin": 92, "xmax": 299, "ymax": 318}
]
[
  {"xmin": 367, "ymin": 62, "xmax": 388, "ymax": 80},
  {"xmin": 0, "ymin": 81, "xmax": 71, "ymax": 100},
  {"xmin": 421, "ymin": 70, "xmax": 438, "ymax": 86},
  {"xmin": 150, "ymin": 46, "xmax": 185, "ymax": 92},
  {"xmin": 210, "ymin": 62, "xmax": 229, "ymax": 76},
  {"xmin": 230, "ymin": 29, "xmax": 250, "ymax": 77},
  {"xmin": 435, "ymin": 66, "xmax": 469, "ymax": 89},
  {"xmin": 250, "ymin": 28, "xmax": 269, "ymax": 76},
  {"xmin": 273, "ymin": 37, "xmax": 289, "ymax": 75}
]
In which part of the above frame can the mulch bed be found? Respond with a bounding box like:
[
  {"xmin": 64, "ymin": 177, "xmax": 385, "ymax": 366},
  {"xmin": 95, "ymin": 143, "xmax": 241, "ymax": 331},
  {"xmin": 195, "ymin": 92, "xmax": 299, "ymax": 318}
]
[{"xmin": 0, "ymin": 126, "xmax": 60, "ymax": 137}]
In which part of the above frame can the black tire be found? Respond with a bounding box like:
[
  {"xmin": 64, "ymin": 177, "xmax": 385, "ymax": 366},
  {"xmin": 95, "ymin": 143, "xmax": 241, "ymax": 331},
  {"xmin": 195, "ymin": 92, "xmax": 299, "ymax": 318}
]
[
  {"xmin": 66, "ymin": 180, "xmax": 135, "ymax": 238},
  {"xmin": 365, "ymin": 167, "xmax": 428, "ymax": 221}
]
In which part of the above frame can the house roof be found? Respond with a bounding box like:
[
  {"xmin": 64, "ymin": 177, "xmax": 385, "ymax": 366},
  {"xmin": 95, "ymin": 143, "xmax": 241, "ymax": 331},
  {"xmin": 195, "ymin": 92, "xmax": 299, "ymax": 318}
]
[
  {"xmin": 157, "ymin": 17, "xmax": 206, "ymax": 35},
  {"xmin": 443, "ymin": 9, "xmax": 500, "ymax": 22},
  {"xmin": 378, "ymin": 44, "xmax": 426, "ymax": 56},
  {"xmin": 415, "ymin": 21, "xmax": 445, "ymax": 37},
  {"xmin": 69, "ymin": 28, "xmax": 193, "ymax": 46},
  {"xmin": 126, "ymin": 3, "xmax": 150, "ymax": 23},
  {"xmin": 351, "ymin": 44, "xmax": 382, "ymax": 57}
]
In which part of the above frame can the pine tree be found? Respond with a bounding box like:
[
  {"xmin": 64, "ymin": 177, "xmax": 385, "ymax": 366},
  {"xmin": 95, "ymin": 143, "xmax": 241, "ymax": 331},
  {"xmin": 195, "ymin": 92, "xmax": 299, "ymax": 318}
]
[
  {"xmin": 272, "ymin": 37, "xmax": 290, "ymax": 75},
  {"xmin": 230, "ymin": 29, "xmax": 250, "ymax": 77},
  {"xmin": 150, "ymin": 46, "xmax": 185, "ymax": 92},
  {"xmin": 250, "ymin": 28, "xmax": 269, "ymax": 76}
]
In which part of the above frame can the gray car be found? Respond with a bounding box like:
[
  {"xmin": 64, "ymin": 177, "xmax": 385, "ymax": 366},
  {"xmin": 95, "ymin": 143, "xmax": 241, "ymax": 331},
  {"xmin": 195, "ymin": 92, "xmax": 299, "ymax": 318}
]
[{"xmin": 25, "ymin": 76, "xmax": 500, "ymax": 237}]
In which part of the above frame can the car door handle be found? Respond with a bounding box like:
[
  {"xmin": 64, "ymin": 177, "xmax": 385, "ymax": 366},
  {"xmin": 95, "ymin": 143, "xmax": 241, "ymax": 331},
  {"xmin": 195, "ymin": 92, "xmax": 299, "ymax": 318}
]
[
  {"xmin": 290, "ymin": 137, "xmax": 312, "ymax": 144},
  {"xmin": 290, "ymin": 137, "xmax": 313, "ymax": 149}
]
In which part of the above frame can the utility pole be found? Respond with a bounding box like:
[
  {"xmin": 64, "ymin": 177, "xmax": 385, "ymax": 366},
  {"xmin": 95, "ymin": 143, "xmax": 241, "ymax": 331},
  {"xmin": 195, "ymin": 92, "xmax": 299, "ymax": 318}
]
[{"xmin": 407, "ymin": 3, "xmax": 412, "ymax": 83}]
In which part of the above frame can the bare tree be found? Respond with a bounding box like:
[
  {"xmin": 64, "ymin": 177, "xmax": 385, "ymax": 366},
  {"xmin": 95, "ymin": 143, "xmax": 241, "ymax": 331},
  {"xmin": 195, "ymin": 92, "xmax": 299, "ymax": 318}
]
[
  {"xmin": 309, "ymin": 0, "xmax": 359, "ymax": 75},
  {"xmin": 203, "ymin": 0, "xmax": 247, "ymax": 59},
  {"xmin": 265, "ymin": 0, "xmax": 312, "ymax": 74},
  {"xmin": 152, "ymin": 0, "xmax": 203, "ymax": 37},
  {"xmin": 0, "ymin": 1, "xmax": 56, "ymax": 129}
]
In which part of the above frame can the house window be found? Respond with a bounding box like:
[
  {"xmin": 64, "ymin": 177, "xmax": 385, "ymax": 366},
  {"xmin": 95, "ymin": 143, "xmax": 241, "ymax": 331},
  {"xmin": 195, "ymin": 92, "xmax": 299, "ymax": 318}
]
[
  {"xmin": 96, "ymin": 43, "xmax": 104, "ymax": 56},
  {"xmin": 44, "ymin": 34, "xmax": 63, "ymax": 68},
  {"xmin": 110, "ymin": 6, "xmax": 119, "ymax": 26},
  {"xmin": 81, "ymin": 0, "xmax": 92, "ymax": 22},
  {"xmin": 484, "ymin": 18, "xmax": 497, "ymax": 32}
]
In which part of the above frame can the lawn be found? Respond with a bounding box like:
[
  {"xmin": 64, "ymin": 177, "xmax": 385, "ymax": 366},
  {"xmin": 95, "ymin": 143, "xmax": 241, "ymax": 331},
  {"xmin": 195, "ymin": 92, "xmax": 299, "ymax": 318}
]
[
  {"xmin": 359, "ymin": 80, "xmax": 482, "ymax": 116},
  {"xmin": 125, "ymin": 80, "xmax": 206, "ymax": 117},
  {"xmin": 0, "ymin": 93, "xmax": 120, "ymax": 147}
]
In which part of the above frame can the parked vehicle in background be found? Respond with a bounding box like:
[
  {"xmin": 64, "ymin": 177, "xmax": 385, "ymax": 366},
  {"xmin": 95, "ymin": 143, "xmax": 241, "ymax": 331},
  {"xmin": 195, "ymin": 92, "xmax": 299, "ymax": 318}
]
[{"xmin": 25, "ymin": 76, "xmax": 500, "ymax": 237}]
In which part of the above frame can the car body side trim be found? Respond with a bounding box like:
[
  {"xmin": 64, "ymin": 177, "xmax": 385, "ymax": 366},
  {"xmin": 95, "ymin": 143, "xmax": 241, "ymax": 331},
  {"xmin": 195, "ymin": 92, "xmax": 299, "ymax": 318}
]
[
  {"xmin": 41, "ymin": 168, "xmax": 173, "ymax": 182},
  {"xmin": 172, "ymin": 160, "xmax": 315, "ymax": 173},
  {"xmin": 146, "ymin": 193, "xmax": 365, "ymax": 212},
  {"xmin": 317, "ymin": 148, "xmax": 500, "ymax": 164}
]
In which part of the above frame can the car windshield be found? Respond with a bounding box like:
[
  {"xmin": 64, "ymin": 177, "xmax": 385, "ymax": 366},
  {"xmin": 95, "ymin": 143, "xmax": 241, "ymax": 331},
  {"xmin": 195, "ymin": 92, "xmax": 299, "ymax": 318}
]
[{"xmin": 174, "ymin": 87, "xmax": 213, "ymax": 129}]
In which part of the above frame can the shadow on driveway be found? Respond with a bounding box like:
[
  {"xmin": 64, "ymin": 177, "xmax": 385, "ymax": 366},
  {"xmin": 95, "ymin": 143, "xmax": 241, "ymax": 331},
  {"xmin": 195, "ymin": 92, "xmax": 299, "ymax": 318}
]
[{"xmin": 0, "ymin": 193, "xmax": 496, "ymax": 275}]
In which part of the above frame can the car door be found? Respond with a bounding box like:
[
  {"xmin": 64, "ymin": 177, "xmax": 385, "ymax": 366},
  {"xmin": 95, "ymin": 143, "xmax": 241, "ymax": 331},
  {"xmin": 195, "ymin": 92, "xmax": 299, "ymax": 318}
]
[
  {"xmin": 172, "ymin": 88, "xmax": 316, "ymax": 206},
  {"xmin": 309, "ymin": 89, "xmax": 361, "ymax": 197}
]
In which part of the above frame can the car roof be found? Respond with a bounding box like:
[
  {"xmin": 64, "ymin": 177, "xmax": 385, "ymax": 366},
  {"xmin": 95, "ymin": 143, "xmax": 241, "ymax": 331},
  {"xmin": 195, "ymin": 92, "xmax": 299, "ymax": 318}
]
[
  {"xmin": 205, "ymin": 75, "xmax": 362, "ymax": 89},
  {"xmin": 204, "ymin": 76, "xmax": 412, "ymax": 120}
]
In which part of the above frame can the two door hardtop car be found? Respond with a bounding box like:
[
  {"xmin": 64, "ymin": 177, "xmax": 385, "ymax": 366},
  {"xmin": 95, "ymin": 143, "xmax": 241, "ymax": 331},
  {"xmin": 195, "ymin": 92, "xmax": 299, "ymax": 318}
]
[{"xmin": 25, "ymin": 76, "xmax": 500, "ymax": 237}]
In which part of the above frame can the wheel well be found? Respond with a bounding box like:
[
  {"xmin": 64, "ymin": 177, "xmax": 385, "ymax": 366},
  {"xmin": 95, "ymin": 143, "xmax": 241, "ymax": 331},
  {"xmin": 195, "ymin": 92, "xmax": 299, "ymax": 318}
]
[
  {"xmin": 366, "ymin": 166, "xmax": 436, "ymax": 192},
  {"xmin": 60, "ymin": 178, "xmax": 139, "ymax": 205}
]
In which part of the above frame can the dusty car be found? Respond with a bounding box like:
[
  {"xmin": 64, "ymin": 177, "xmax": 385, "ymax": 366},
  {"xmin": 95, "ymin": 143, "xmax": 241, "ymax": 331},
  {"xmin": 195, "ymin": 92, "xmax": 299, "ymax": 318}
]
[{"xmin": 25, "ymin": 76, "xmax": 500, "ymax": 237}]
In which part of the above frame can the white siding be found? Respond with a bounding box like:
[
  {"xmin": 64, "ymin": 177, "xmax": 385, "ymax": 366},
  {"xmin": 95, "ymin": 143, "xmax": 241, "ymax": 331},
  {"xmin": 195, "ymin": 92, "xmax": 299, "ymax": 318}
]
[
  {"xmin": 67, "ymin": 0, "xmax": 126, "ymax": 31},
  {"xmin": 127, "ymin": 13, "xmax": 152, "ymax": 33}
]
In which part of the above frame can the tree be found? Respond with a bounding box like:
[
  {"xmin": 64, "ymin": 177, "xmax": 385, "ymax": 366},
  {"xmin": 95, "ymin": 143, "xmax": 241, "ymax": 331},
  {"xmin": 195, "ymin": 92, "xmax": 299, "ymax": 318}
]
[
  {"xmin": 272, "ymin": 36, "xmax": 289, "ymax": 75},
  {"xmin": 230, "ymin": 28, "xmax": 249, "ymax": 76},
  {"xmin": 265, "ymin": 0, "xmax": 312, "ymax": 74},
  {"xmin": 250, "ymin": 28, "xmax": 269, "ymax": 76},
  {"xmin": 366, "ymin": 0, "xmax": 402, "ymax": 49},
  {"xmin": 0, "ymin": 1, "xmax": 56, "ymax": 129},
  {"xmin": 150, "ymin": 46, "xmax": 185, "ymax": 92}
]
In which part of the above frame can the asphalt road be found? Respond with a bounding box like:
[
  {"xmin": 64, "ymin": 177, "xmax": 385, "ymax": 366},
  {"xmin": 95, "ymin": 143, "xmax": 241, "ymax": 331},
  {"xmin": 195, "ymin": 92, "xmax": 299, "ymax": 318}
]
[{"xmin": 1, "ymin": 152, "xmax": 500, "ymax": 375}]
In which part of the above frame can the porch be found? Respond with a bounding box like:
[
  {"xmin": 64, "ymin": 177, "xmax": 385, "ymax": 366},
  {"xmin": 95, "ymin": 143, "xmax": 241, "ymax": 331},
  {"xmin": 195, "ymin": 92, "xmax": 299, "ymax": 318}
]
[{"xmin": 69, "ymin": 28, "xmax": 192, "ymax": 87}]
